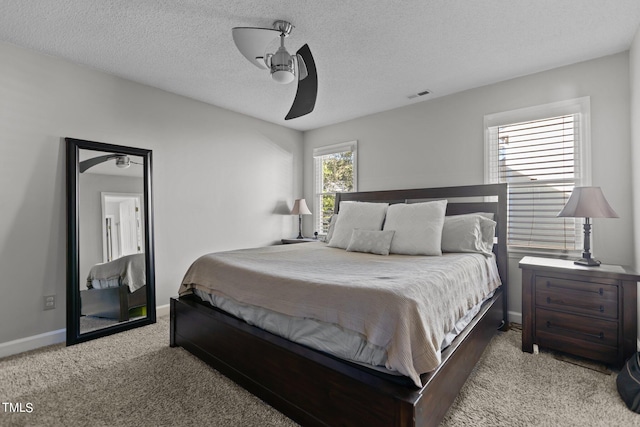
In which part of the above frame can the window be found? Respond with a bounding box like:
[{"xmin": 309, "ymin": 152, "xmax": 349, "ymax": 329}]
[
  {"xmin": 485, "ymin": 98, "xmax": 591, "ymax": 253},
  {"xmin": 313, "ymin": 141, "xmax": 357, "ymax": 234}
]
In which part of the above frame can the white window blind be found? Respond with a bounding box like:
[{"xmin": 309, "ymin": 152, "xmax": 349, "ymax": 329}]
[
  {"xmin": 313, "ymin": 141, "xmax": 357, "ymax": 234},
  {"xmin": 485, "ymin": 98, "xmax": 591, "ymax": 253}
]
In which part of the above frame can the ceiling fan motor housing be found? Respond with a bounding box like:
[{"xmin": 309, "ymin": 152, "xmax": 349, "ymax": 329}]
[
  {"xmin": 115, "ymin": 155, "xmax": 131, "ymax": 168},
  {"xmin": 269, "ymin": 46, "xmax": 295, "ymax": 84}
]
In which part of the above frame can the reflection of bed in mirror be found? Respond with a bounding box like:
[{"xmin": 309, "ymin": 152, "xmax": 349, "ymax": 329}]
[{"xmin": 81, "ymin": 253, "xmax": 147, "ymax": 322}]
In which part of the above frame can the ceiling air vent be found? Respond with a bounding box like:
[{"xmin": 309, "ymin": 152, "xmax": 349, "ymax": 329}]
[{"xmin": 407, "ymin": 90, "xmax": 431, "ymax": 99}]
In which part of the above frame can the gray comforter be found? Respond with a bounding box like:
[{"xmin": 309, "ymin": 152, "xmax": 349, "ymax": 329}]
[
  {"xmin": 87, "ymin": 253, "xmax": 146, "ymax": 292},
  {"xmin": 179, "ymin": 243, "xmax": 501, "ymax": 387}
]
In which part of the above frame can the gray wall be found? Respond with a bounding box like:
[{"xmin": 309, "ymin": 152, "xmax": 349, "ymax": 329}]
[
  {"xmin": 0, "ymin": 40, "xmax": 303, "ymax": 344},
  {"xmin": 631, "ymin": 27, "xmax": 640, "ymax": 336},
  {"xmin": 632, "ymin": 27, "xmax": 640, "ymax": 269},
  {"xmin": 304, "ymin": 52, "xmax": 634, "ymax": 323}
]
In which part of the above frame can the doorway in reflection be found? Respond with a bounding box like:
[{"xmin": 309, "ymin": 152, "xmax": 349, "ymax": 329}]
[{"xmin": 102, "ymin": 193, "xmax": 144, "ymax": 262}]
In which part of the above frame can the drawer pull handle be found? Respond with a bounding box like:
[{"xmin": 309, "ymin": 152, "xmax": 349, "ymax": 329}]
[
  {"xmin": 544, "ymin": 297, "xmax": 607, "ymax": 313},
  {"xmin": 544, "ymin": 281, "xmax": 607, "ymax": 296},
  {"xmin": 545, "ymin": 321, "xmax": 605, "ymax": 340}
]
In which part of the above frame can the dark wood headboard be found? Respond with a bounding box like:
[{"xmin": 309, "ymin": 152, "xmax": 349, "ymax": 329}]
[{"xmin": 334, "ymin": 183, "xmax": 508, "ymax": 315}]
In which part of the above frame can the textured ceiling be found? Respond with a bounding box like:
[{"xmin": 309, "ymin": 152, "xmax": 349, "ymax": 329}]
[{"xmin": 1, "ymin": 1, "xmax": 640, "ymax": 131}]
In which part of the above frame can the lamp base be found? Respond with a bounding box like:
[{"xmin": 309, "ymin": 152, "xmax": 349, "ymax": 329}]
[
  {"xmin": 574, "ymin": 257, "xmax": 601, "ymax": 267},
  {"xmin": 297, "ymin": 214, "xmax": 304, "ymax": 239},
  {"xmin": 575, "ymin": 220, "xmax": 600, "ymax": 267}
]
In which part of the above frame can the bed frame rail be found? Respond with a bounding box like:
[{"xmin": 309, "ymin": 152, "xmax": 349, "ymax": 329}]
[{"xmin": 81, "ymin": 285, "xmax": 147, "ymax": 322}]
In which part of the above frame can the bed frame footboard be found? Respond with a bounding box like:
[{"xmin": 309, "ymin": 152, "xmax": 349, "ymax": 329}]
[{"xmin": 170, "ymin": 288, "xmax": 504, "ymax": 427}]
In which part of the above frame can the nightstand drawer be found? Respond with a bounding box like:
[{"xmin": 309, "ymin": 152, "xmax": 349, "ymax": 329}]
[
  {"xmin": 535, "ymin": 276, "xmax": 618, "ymax": 319},
  {"xmin": 535, "ymin": 308, "xmax": 618, "ymax": 347}
]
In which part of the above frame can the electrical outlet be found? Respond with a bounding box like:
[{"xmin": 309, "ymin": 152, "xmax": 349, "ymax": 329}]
[{"xmin": 43, "ymin": 295, "xmax": 56, "ymax": 310}]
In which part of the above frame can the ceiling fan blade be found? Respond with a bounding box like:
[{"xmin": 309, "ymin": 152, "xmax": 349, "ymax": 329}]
[
  {"xmin": 79, "ymin": 154, "xmax": 117, "ymax": 173},
  {"xmin": 232, "ymin": 27, "xmax": 280, "ymax": 69},
  {"xmin": 285, "ymin": 44, "xmax": 317, "ymax": 120}
]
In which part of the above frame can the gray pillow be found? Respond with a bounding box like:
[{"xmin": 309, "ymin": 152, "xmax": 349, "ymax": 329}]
[
  {"xmin": 441, "ymin": 214, "xmax": 496, "ymax": 255},
  {"xmin": 346, "ymin": 229, "xmax": 395, "ymax": 255}
]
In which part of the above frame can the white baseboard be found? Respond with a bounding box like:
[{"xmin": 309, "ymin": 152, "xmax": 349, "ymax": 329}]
[
  {"xmin": 156, "ymin": 303, "xmax": 170, "ymax": 317},
  {"xmin": 0, "ymin": 328, "xmax": 66, "ymax": 359},
  {"xmin": 508, "ymin": 310, "xmax": 522, "ymax": 326},
  {"xmin": 0, "ymin": 304, "xmax": 171, "ymax": 359}
]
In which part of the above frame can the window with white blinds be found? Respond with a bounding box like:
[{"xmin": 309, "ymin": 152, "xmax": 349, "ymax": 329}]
[
  {"xmin": 485, "ymin": 98, "xmax": 591, "ymax": 253},
  {"xmin": 313, "ymin": 141, "xmax": 357, "ymax": 234}
]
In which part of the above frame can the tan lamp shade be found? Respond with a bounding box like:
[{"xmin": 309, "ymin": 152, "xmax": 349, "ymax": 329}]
[
  {"xmin": 291, "ymin": 199, "xmax": 312, "ymax": 215},
  {"xmin": 557, "ymin": 187, "xmax": 618, "ymax": 218}
]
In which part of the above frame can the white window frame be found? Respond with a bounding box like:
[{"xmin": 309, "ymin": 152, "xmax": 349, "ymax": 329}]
[
  {"xmin": 484, "ymin": 97, "xmax": 591, "ymax": 256},
  {"xmin": 313, "ymin": 141, "xmax": 358, "ymax": 235}
]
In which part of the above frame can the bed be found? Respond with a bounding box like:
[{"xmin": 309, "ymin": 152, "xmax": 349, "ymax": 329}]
[
  {"xmin": 81, "ymin": 253, "xmax": 147, "ymax": 322},
  {"xmin": 170, "ymin": 183, "xmax": 508, "ymax": 427}
]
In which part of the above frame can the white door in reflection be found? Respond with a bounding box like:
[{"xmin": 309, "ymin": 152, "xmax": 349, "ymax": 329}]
[{"xmin": 101, "ymin": 193, "xmax": 143, "ymax": 262}]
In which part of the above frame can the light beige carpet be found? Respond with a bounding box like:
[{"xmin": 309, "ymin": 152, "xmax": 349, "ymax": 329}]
[
  {"xmin": 0, "ymin": 316, "xmax": 637, "ymax": 426},
  {"xmin": 441, "ymin": 326, "xmax": 638, "ymax": 427}
]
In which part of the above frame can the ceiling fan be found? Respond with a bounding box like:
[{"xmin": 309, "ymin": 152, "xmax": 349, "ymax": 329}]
[
  {"xmin": 232, "ymin": 20, "xmax": 317, "ymax": 120},
  {"xmin": 79, "ymin": 154, "xmax": 142, "ymax": 173}
]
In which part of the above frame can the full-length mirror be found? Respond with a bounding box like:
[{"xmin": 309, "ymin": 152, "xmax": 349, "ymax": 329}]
[{"xmin": 66, "ymin": 137, "xmax": 155, "ymax": 345}]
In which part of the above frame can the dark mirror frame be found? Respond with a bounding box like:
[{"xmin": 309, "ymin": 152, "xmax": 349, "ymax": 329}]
[{"xmin": 66, "ymin": 137, "xmax": 156, "ymax": 345}]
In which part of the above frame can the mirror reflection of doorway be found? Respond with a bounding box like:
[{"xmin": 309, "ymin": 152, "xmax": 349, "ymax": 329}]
[{"xmin": 101, "ymin": 193, "xmax": 144, "ymax": 263}]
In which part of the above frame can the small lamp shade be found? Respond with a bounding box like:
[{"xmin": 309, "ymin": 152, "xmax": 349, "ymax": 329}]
[
  {"xmin": 291, "ymin": 199, "xmax": 311, "ymax": 239},
  {"xmin": 291, "ymin": 199, "xmax": 312, "ymax": 215},
  {"xmin": 557, "ymin": 186, "xmax": 617, "ymax": 266},
  {"xmin": 557, "ymin": 187, "xmax": 618, "ymax": 219}
]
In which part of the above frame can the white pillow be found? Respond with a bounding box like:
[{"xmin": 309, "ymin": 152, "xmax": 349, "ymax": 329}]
[
  {"xmin": 383, "ymin": 200, "xmax": 448, "ymax": 255},
  {"xmin": 327, "ymin": 202, "xmax": 389, "ymax": 249},
  {"xmin": 346, "ymin": 229, "xmax": 395, "ymax": 255},
  {"xmin": 441, "ymin": 214, "xmax": 496, "ymax": 255}
]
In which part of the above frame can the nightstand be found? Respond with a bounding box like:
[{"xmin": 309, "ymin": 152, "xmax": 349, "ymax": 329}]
[
  {"xmin": 520, "ymin": 256, "xmax": 638, "ymax": 367},
  {"xmin": 281, "ymin": 238, "xmax": 320, "ymax": 244}
]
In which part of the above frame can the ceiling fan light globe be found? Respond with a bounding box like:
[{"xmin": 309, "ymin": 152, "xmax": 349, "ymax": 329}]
[{"xmin": 272, "ymin": 69, "xmax": 295, "ymax": 84}]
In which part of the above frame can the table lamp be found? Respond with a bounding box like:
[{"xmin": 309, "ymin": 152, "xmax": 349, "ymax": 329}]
[
  {"xmin": 291, "ymin": 198, "xmax": 312, "ymax": 239},
  {"xmin": 557, "ymin": 186, "xmax": 618, "ymax": 266}
]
